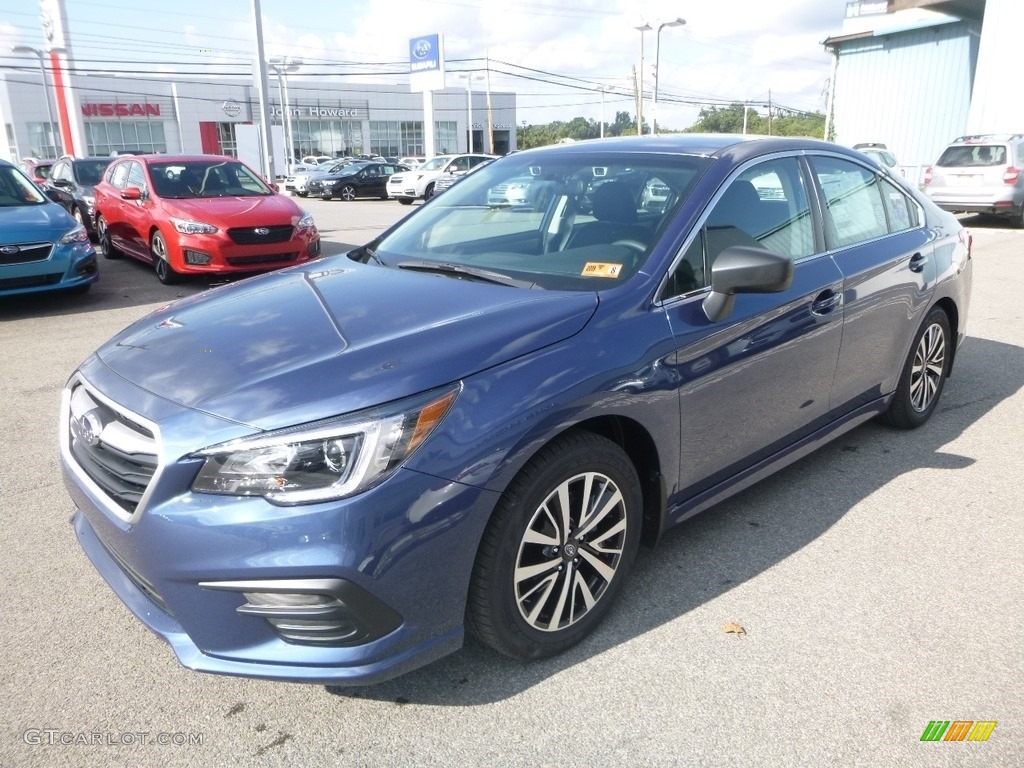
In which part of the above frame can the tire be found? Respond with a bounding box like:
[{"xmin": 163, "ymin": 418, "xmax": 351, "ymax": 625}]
[
  {"xmin": 398, "ymin": 198, "xmax": 413, "ymax": 205},
  {"xmin": 467, "ymin": 431, "xmax": 642, "ymax": 660},
  {"xmin": 884, "ymin": 307, "xmax": 951, "ymax": 429},
  {"xmin": 151, "ymin": 231, "xmax": 181, "ymax": 285},
  {"xmin": 423, "ymin": 183, "xmax": 435, "ymax": 200},
  {"xmin": 72, "ymin": 206, "xmax": 86, "ymax": 228},
  {"xmin": 96, "ymin": 215, "xmax": 121, "ymax": 260},
  {"xmin": 296, "ymin": 191, "xmax": 307, "ymax": 197},
  {"xmin": 321, "ymin": 194, "xmax": 332, "ymax": 201},
  {"xmin": 339, "ymin": 185, "xmax": 357, "ymax": 201}
]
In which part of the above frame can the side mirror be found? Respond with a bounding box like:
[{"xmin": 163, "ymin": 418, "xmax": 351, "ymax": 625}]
[
  {"xmin": 702, "ymin": 245, "xmax": 794, "ymax": 322},
  {"xmin": 270, "ymin": 183, "xmax": 280, "ymax": 193},
  {"xmin": 54, "ymin": 178, "xmax": 73, "ymax": 188},
  {"xmin": 120, "ymin": 186, "xmax": 143, "ymax": 201}
]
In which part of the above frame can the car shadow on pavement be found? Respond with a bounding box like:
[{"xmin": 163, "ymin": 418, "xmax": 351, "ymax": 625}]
[{"xmin": 326, "ymin": 335, "xmax": 1024, "ymax": 705}]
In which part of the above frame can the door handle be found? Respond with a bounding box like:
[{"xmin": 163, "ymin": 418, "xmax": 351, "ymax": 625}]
[
  {"xmin": 810, "ymin": 290, "xmax": 841, "ymax": 315},
  {"xmin": 909, "ymin": 252, "xmax": 927, "ymax": 273}
]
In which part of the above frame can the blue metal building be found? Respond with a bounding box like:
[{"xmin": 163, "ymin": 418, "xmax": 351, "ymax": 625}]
[{"xmin": 823, "ymin": 0, "xmax": 1017, "ymax": 184}]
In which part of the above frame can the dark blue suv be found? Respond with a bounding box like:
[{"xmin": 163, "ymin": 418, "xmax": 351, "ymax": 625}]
[{"xmin": 61, "ymin": 135, "xmax": 972, "ymax": 684}]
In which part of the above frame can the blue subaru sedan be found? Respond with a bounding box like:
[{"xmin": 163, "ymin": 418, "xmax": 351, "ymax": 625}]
[
  {"xmin": 0, "ymin": 158, "xmax": 97, "ymax": 298},
  {"xmin": 61, "ymin": 135, "xmax": 972, "ymax": 684}
]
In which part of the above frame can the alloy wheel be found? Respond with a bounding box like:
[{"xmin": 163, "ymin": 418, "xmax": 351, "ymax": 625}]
[
  {"xmin": 514, "ymin": 471, "xmax": 628, "ymax": 632},
  {"xmin": 910, "ymin": 322, "xmax": 946, "ymax": 412}
]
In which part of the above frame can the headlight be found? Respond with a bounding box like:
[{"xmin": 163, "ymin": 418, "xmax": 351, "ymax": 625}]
[
  {"xmin": 170, "ymin": 217, "xmax": 218, "ymax": 235},
  {"xmin": 83, "ymin": 195, "xmax": 95, "ymax": 210},
  {"xmin": 191, "ymin": 383, "xmax": 460, "ymax": 505},
  {"xmin": 58, "ymin": 224, "xmax": 90, "ymax": 244},
  {"xmin": 296, "ymin": 212, "xmax": 315, "ymax": 229}
]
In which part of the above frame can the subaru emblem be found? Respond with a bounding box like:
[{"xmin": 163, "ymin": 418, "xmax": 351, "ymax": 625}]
[
  {"xmin": 254, "ymin": 227, "xmax": 270, "ymax": 236},
  {"xmin": 0, "ymin": 245, "xmax": 19, "ymax": 255},
  {"xmin": 75, "ymin": 411, "xmax": 103, "ymax": 447}
]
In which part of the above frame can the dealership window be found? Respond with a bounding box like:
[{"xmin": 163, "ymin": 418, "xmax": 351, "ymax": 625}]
[
  {"xmin": 400, "ymin": 121, "xmax": 423, "ymax": 156},
  {"xmin": 292, "ymin": 119, "xmax": 363, "ymax": 158},
  {"xmin": 217, "ymin": 123, "xmax": 238, "ymax": 157},
  {"xmin": 370, "ymin": 121, "xmax": 401, "ymax": 157},
  {"xmin": 85, "ymin": 120, "xmax": 166, "ymax": 155},
  {"xmin": 434, "ymin": 121, "xmax": 458, "ymax": 154},
  {"xmin": 27, "ymin": 122, "xmax": 62, "ymax": 159},
  {"xmin": 5, "ymin": 123, "xmax": 18, "ymax": 158}
]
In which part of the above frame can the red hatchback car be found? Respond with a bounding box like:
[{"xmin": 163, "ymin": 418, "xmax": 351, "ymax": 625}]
[{"xmin": 93, "ymin": 154, "xmax": 320, "ymax": 284}]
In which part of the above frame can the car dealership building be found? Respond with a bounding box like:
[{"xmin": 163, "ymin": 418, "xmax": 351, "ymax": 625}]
[{"xmin": 0, "ymin": 71, "xmax": 518, "ymax": 169}]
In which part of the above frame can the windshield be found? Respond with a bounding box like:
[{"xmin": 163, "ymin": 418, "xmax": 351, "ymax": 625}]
[
  {"xmin": 419, "ymin": 156, "xmax": 452, "ymax": 172},
  {"xmin": 373, "ymin": 151, "xmax": 711, "ymax": 291},
  {"xmin": 73, "ymin": 160, "xmax": 111, "ymax": 186},
  {"xmin": 0, "ymin": 165, "xmax": 48, "ymax": 207},
  {"xmin": 148, "ymin": 160, "xmax": 273, "ymax": 199}
]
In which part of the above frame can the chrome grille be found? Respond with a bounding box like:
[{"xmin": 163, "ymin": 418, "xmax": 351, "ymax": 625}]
[
  {"xmin": 0, "ymin": 242, "xmax": 52, "ymax": 264},
  {"xmin": 67, "ymin": 383, "xmax": 157, "ymax": 513}
]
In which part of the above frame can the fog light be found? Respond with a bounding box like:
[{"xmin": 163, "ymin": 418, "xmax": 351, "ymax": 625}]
[
  {"xmin": 184, "ymin": 249, "xmax": 211, "ymax": 265},
  {"xmin": 199, "ymin": 577, "xmax": 402, "ymax": 647}
]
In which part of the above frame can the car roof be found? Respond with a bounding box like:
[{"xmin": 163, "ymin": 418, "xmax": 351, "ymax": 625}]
[
  {"xmin": 511, "ymin": 134, "xmax": 851, "ymax": 162},
  {"xmin": 115, "ymin": 154, "xmax": 240, "ymax": 163}
]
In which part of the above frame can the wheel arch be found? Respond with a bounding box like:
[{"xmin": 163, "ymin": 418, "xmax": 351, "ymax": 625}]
[
  {"xmin": 932, "ymin": 296, "xmax": 960, "ymax": 376},
  {"xmin": 499, "ymin": 416, "xmax": 667, "ymax": 549}
]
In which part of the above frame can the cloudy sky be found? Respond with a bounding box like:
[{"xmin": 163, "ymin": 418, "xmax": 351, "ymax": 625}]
[{"xmin": 1, "ymin": 0, "xmax": 850, "ymax": 129}]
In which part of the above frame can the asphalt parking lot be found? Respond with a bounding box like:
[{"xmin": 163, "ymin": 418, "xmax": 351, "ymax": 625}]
[{"xmin": 1, "ymin": 203, "xmax": 1021, "ymax": 768}]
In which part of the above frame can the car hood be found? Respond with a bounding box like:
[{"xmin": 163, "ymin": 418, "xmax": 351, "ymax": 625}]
[
  {"xmin": 160, "ymin": 195, "xmax": 302, "ymax": 226},
  {"xmin": 96, "ymin": 259, "xmax": 598, "ymax": 430},
  {"xmin": 1, "ymin": 201, "xmax": 76, "ymax": 241}
]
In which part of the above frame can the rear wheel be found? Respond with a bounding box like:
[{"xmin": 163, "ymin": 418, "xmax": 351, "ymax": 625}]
[
  {"xmin": 151, "ymin": 231, "xmax": 181, "ymax": 285},
  {"xmin": 884, "ymin": 307, "xmax": 951, "ymax": 429},
  {"xmin": 96, "ymin": 215, "xmax": 120, "ymax": 259},
  {"xmin": 467, "ymin": 431, "xmax": 642, "ymax": 659}
]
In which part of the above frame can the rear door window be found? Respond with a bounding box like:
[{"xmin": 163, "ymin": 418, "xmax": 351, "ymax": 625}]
[{"xmin": 810, "ymin": 157, "xmax": 888, "ymax": 249}]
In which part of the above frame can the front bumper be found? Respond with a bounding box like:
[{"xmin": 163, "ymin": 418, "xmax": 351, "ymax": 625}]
[
  {"xmin": 0, "ymin": 241, "xmax": 97, "ymax": 297},
  {"xmin": 61, "ymin": 367, "xmax": 497, "ymax": 685},
  {"xmin": 163, "ymin": 226, "xmax": 321, "ymax": 275}
]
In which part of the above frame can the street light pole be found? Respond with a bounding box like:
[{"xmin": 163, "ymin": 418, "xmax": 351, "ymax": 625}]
[
  {"xmin": 634, "ymin": 23, "xmax": 652, "ymax": 136},
  {"xmin": 456, "ymin": 73, "xmax": 484, "ymax": 153},
  {"xmin": 12, "ymin": 45, "xmax": 65, "ymax": 158},
  {"xmin": 653, "ymin": 18, "xmax": 686, "ymax": 136},
  {"xmin": 269, "ymin": 57, "xmax": 301, "ymax": 172},
  {"xmin": 600, "ymin": 86, "xmax": 608, "ymax": 139}
]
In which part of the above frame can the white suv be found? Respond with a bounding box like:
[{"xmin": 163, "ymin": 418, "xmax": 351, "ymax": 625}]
[{"xmin": 387, "ymin": 154, "xmax": 495, "ymax": 204}]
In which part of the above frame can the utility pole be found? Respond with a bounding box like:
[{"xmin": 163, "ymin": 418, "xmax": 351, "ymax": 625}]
[
  {"xmin": 632, "ymin": 66, "xmax": 640, "ymax": 134},
  {"xmin": 768, "ymin": 88, "xmax": 773, "ymax": 136},
  {"xmin": 251, "ymin": 0, "xmax": 275, "ymax": 180},
  {"xmin": 484, "ymin": 50, "xmax": 495, "ymax": 154}
]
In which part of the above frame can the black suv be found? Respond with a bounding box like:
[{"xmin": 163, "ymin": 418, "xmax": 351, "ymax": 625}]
[{"xmin": 43, "ymin": 156, "xmax": 114, "ymax": 237}]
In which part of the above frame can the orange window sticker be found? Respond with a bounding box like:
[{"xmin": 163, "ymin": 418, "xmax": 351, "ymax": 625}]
[{"xmin": 581, "ymin": 262, "xmax": 623, "ymax": 278}]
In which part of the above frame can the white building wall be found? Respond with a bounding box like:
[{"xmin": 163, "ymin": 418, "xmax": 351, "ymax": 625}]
[{"xmin": 966, "ymin": 0, "xmax": 1024, "ymax": 133}]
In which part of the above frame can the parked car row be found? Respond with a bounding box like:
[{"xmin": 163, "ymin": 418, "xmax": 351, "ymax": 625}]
[{"xmin": 2, "ymin": 153, "xmax": 319, "ymax": 297}]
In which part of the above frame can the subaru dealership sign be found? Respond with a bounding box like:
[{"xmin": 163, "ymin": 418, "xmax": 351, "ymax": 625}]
[{"xmin": 409, "ymin": 34, "xmax": 444, "ymax": 92}]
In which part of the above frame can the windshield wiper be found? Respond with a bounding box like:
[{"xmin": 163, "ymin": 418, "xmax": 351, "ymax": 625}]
[
  {"xmin": 397, "ymin": 260, "xmax": 536, "ymax": 289},
  {"xmin": 347, "ymin": 244, "xmax": 385, "ymax": 266}
]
